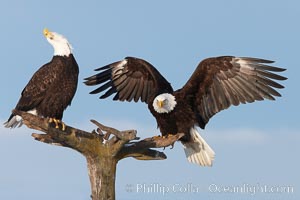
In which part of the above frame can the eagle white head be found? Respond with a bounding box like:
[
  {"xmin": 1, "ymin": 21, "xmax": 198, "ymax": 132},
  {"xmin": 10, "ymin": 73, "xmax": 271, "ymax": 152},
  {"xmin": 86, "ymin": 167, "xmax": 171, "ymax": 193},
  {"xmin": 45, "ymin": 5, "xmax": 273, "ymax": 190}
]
[
  {"xmin": 153, "ymin": 93, "xmax": 177, "ymax": 113},
  {"xmin": 43, "ymin": 28, "xmax": 72, "ymax": 57}
]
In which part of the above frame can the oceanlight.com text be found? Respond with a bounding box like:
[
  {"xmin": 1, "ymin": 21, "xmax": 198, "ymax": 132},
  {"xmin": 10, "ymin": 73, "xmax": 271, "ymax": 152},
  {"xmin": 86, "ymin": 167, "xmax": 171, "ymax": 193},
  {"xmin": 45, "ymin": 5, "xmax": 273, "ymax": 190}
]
[{"xmin": 209, "ymin": 183, "xmax": 294, "ymax": 195}]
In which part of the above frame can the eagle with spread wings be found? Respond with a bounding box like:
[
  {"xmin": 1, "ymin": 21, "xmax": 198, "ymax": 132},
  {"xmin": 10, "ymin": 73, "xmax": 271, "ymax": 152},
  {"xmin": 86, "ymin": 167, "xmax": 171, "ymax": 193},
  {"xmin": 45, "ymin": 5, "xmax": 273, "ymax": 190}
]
[{"xmin": 84, "ymin": 56, "xmax": 286, "ymax": 166}]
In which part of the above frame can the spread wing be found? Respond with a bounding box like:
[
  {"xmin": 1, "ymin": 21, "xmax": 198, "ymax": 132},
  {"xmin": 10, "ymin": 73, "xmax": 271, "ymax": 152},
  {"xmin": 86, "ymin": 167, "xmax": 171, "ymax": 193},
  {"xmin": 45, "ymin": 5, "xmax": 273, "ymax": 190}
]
[
  {"xmin": 84, "ymin": 57, "xmax": 173, "ymax": 103},
  {"xmin": 15, "ymin": 61, "xmax": 58, "ymax": 111},
  {"xmin": 178, "ymin": 56, "xmax": 287, "ymax": 128}
]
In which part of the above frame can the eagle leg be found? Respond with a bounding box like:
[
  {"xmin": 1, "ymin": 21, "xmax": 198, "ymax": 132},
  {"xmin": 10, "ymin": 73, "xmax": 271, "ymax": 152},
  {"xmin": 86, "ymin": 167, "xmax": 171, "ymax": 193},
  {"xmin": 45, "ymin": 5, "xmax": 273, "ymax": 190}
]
[{"xmin": 48, "ymin": 118, "xmax": 66, "ymax": 131}]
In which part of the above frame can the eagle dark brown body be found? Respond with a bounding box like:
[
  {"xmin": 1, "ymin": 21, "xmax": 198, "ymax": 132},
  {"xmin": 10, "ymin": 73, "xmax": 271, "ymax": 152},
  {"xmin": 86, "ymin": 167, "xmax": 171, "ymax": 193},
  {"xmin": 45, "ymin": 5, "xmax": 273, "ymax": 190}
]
[
  {"xmin": 148, "ymin": 92, "xmax": 197, "ymax": 143},
  {"xmin": 5, "ymin": 55, "xmax": 78, "ymax": 128}
]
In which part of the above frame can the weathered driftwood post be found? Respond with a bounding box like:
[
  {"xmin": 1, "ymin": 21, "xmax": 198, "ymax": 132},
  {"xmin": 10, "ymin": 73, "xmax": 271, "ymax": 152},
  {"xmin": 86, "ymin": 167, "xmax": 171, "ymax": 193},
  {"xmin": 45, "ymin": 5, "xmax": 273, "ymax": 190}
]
[{"xmin": 13, "ymin": 110, "xmax": 183, "ymax": 200}]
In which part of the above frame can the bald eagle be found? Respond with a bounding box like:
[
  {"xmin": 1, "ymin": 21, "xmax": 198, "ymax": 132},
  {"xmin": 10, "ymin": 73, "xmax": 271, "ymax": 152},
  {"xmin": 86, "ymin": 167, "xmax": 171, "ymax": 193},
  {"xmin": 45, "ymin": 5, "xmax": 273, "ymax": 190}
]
[
  {"xmin": 4, "ymin": 29, "xmax": 79, "ymax": 130},
  {"xmin": 84, "ymin": 56, "xmax": 286, "ymax": 166}
]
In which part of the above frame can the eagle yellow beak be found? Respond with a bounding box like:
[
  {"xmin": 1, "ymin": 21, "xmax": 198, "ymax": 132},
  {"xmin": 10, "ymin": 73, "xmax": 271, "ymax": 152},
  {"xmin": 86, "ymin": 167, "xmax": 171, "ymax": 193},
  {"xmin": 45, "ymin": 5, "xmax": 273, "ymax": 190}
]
[
  {"xmin": 43, "ymin": 28, "xmax": 53, "ymax": 39},
  {"xmin": 157, "ymin": 100, "xmax": 164, "ymax": 108}
]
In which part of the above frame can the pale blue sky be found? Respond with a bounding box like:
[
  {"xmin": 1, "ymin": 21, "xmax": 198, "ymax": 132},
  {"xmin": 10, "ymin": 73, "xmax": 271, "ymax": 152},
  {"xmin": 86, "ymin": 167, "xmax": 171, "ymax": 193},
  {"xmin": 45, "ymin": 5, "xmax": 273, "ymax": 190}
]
[{"xmin": 0, "ymin": 1, "xmax": 298, "ymax": 200}]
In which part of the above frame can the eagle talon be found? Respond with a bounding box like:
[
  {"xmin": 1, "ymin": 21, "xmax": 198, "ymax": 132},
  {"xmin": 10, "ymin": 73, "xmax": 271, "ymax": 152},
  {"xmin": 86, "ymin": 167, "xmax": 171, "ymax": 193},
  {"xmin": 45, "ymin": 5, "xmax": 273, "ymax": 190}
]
[
  {"xmin": 60, "ymin": 121, "xmax": 66, "ymax": 131},
  {"xmin": 151, "ymin": 135, "xmax": 161, "ymax": 140},
  {"xmin": 48, "ymin": 118, "xmax": 66, "ymax": 131},
  {"xmin": 162, "ymin": 134, "xmax": 173, "ymax": 139},
  {"xmin": 170, "ymin": 143, "xmax": 175, "ymax": 149}
]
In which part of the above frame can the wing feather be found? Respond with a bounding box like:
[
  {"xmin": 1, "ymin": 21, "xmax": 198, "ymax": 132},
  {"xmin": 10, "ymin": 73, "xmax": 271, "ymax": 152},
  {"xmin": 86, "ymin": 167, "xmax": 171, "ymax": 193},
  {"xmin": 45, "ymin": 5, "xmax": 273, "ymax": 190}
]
[
  {"xmin": 134, "ymin": 79, "xmax": 144, "ymax": 102},
  {"xmin": 128, "ymin": 79, "xmax": 139, "ymax": 102},
  {"xmin": 85, "ymin": 70, "xmax": 111, "ymax": 85},
  {"xmin": 257, "ymin": 70, "xmax": 287, "ymax": 80},
  {"xmin": 236, "ymin": 75, "xmax": 264, "ymax": 100},
  {"xmin": 101, "ymin": 87, "xmax": 117, "ymax": 99},
  {"xmin": 226, "ymin": 78, "xmax": 248, "ymax": 103},
  {"xmin": 255, "ymin": 76, "xmax": 284, "ymax": 89},
  {"xmin": 221, "ymin": 80, "xmax": 240, "ymax": 106},
  {"xmin": 119, "ymin": 79, "xmax": 137, "ymax": 101},
  {"xmin": 90, "ymin": 81, "xmax": 112, "ymax": 94},
  {"xmin": 85, "ymin": 57, "xmax": 173, "ymax": 104},
  {"xmin": 178, "ymin": 56, "xmax": 286, "ymax": 127},
  {"xmin": 141, "ymin": 80, "xmax": 149, "ymax": 102}
]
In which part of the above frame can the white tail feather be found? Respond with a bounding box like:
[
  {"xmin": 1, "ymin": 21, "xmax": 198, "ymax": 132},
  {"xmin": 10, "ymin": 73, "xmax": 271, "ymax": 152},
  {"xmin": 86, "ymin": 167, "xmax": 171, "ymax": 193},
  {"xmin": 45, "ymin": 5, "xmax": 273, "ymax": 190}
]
[
  {"xmin": 4, "ymin": 115, "xmax": 23, "ymax": 128},
  {"xmin": 183, "ymin": 127, "xmax": 215, "ymax": 166},
  {"xmin": 4, "ymin": 109, "xmax": 37, "ymax": 129}
]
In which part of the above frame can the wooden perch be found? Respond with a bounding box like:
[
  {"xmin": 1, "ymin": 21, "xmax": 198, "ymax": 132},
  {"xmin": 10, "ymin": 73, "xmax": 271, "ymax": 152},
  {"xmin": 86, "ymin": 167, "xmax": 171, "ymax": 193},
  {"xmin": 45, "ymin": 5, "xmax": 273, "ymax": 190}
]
[{"xmin": 13, "ymin": 110, "xmax": 184, "ymax": 200}]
